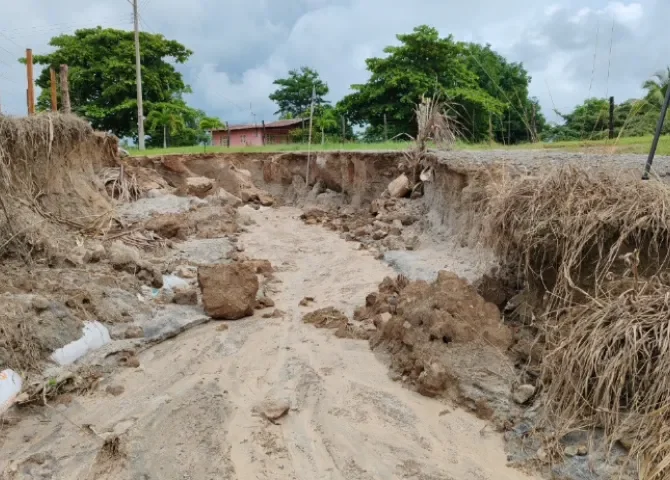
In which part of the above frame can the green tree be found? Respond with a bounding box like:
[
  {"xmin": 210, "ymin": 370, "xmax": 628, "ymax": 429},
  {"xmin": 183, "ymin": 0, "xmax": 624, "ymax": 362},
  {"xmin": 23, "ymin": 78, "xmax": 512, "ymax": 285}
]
[
  {"xmin": 338, "ymin": 26, "xmax": 505, "ymax": 140},
  {"xmin": 146, "ymin": 103, "xmax": 188, "ymax": 148},
  {"xmin": 463, "ymin": 43, "xmax": 544, "ymax": 143},
  {"xmin": 30, "ymin": 27, "xmax": 192, "ymax": 138},
  {"xmin": 269, "ymin": 67, "xmax": 329, "ymax": 118},
  {"xmin": 643, "ymin": 67, "xmax": 670, "ymax": 110},
  {"xmin": 314, "ymin": 105, "xmax": 340, "ymax": 144},
  {"xmin": 199, "ymin": 116, "xmax": 225, "ymax": 131}
]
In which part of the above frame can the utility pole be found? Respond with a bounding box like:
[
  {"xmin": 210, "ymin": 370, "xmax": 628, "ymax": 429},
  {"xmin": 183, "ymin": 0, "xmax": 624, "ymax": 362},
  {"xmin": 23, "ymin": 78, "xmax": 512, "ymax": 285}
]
[
  {"xmin": 133, "ymin": 0, "xmax": 146, "ymax": 150},
  {"xmin": 643, "ymin": 83, "xmax": 670, "ymax": 179},
  {"xmin": 306, "ymin": 85, "xmax": 316, "ymax": 185},
  {"xmin": 59, "ymin": 65, "xmax": 71, "ymax": 113},
  {"xmin": 26, "ymin": 48, "xmax": 35, "ymax": 115},
  {"xmin": 49, "ymin": 67, "xmax": 58, "ymax": 112}
]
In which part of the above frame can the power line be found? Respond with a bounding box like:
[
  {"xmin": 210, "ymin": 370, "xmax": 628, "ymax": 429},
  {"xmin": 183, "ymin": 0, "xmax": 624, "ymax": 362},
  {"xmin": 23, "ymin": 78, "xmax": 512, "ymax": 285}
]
[{"xmin": 604, "ymin": 15, "xmax": 615, "ymax": 100}]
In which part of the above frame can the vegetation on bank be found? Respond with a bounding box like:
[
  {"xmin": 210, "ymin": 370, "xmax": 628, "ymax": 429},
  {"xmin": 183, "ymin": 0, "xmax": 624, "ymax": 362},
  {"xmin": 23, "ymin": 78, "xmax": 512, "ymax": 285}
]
[{"xmin": 128, "ymin": 135, "xmax": 670, "ymax": 157}]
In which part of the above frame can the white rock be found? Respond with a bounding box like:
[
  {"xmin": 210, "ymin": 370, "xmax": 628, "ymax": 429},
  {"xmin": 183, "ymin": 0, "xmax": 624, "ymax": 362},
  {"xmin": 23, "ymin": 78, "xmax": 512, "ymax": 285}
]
[{"xmin": 512, "ymin": 384, "xmax": 536, "ymax": 404}]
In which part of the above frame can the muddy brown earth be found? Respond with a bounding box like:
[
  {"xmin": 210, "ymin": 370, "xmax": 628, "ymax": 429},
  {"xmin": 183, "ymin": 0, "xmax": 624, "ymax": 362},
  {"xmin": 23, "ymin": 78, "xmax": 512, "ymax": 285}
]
[
  {"xmin": 3, "ymin": 146, "xmax": 659, "ymax": 480},
  {"xmin": 0, "ymin": 205, "xmax": 536, "ymax": 480}
]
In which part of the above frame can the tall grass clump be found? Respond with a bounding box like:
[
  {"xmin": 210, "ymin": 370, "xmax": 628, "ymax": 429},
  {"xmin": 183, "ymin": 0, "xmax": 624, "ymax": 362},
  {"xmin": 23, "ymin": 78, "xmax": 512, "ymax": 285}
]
[{"xmin": 485, "ymin": 164, "xmax": 670, "ymax": 478}]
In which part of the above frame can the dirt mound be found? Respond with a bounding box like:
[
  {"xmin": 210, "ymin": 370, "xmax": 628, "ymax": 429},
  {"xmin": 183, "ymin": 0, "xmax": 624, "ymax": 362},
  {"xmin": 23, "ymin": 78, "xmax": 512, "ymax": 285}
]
[
  {"xmin": 0, "ymin": 114, "xmax": 118, "ymax": 259},
  {"xmin": 198, "ymin": 262, "xmax": 259, "ymax": 319},
  {"xmin": 355, "ymin": 272, "xmax": 515, "ymax": 413}
]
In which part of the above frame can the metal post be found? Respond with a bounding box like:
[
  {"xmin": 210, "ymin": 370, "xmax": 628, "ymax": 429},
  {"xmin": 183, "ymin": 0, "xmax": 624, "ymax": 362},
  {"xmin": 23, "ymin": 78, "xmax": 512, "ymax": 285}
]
[
  {"xmin": 643, "ymin": 86, "xmax": 670, "ymax": 179},
  {"xmin": 133, "ymin": 0, "xmax": 146, "ymax": 150},
  {"xmin": 262, "ymin": 120, "xmax": 266, "ymax": 145},
  {"xmin": 226, "ymin": 122, "xmax": 231, "ymax": 147}
]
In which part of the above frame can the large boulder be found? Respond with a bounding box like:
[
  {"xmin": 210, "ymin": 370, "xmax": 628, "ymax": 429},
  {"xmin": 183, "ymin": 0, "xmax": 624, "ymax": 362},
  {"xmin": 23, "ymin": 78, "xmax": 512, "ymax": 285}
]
[
  {"xmin": 387, "ymin": 174, "xmax": 410, "ymax": 198},
  {"xmin": 198, "ymin": 263, "xmax": 259, "ymax": 319},
  {"xmin": 186, "ymin": 176, "xmax": 214, "ymax": 197}
]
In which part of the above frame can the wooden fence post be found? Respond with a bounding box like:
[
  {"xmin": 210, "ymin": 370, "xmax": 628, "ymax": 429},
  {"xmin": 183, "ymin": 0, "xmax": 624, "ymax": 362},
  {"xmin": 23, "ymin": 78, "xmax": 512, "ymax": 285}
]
[{"xmin": 59, "ymin": 65, "xmax": 71, "ymax": 114}]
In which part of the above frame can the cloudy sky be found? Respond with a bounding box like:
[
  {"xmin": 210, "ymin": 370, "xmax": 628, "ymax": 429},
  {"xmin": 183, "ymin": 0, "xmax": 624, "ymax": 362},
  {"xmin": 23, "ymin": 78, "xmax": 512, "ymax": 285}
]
[{"xmin": 0, "ymin": 0, "xmax": 667, "ymax": 126}]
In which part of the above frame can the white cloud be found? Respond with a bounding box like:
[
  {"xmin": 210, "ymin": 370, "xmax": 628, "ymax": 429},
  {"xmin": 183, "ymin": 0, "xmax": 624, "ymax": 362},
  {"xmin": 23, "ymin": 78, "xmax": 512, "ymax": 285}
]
[{"xmin": 0, "ymin": 0, "xmax": 666, "ymax": 130}]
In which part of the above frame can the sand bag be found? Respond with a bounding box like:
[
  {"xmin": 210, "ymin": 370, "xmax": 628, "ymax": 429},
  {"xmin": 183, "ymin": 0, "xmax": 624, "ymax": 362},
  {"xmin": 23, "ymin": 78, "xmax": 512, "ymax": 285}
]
[{"xmin": 0, "ymin": 369, "xmax": 23, "ymax": 414}]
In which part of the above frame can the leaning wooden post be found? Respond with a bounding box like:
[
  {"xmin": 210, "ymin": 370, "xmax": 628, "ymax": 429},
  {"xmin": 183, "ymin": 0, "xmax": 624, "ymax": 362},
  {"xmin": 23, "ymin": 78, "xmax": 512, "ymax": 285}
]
[
  {"xmin": 26, "ymin": 49, "xmax": 35, "ymax": 115},
  {"xmin": 59, "ymin": 65, "xmax": 71, "ymax": 114},
  {"xmin": 49, "ymin": 67, "xmax": 58, "ymax": 112}
]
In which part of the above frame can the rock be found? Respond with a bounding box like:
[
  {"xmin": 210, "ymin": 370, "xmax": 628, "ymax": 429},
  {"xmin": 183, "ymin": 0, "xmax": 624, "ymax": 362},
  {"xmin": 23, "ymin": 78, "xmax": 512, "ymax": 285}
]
[
  {"xmin": 299, "ymin": 297, "xmax": 315, "ymax": 307},
  {"xmin": 417, "ymin": 363, "xmax": 448, "ymax": 397},
  {"xmin": 245, "ymin": 259, "xmax": 274, "ymax": 275},
  {"xmin": 210, "ymin": 188, "xmax": 243, "ymax": 207},
  {"xmin": 255, "ymin": 295, "xmax": 275, "ymax": 309},
  {"xmin": 173, "ymin": 287, "xmax": 198, "ymax": 305},
  {"xmin": 83, "ymin": 244, "xmax": 106, "ymax": 263},
  {"xmin": 124, "ymin": 326, "xmax": 144, "ymax": 339},
  {"xmin": 373, "ymin": 312, "xmax": 392, "ymax": 329},
  {"xmin": 577, "ymin": 445, "xmax": 588, "ymax": 456},
  {"xmin": 354, "ymin": 225, "xmax": 372, "ymax": 237},
  {"xmin": 121, "ymin": 355, "xmax": 140, "ymax": 368},
  {"xmin": 365, "ymin": 293, "xmax": 378, "ymax": 307},
  {"xmin": 32, "ymin": 296, "xmax": 50, "ymax": 311},
  {"xmin": 136, "ymin": 263, "xmax": 163, "ymax": 288},
  {"xmin": 106, "ymin": 385, "xmax": 125, "ymax": 396},
  {"xmin": 256, "ymin": 398, "xmax": 290, "ymax": 423},
  {"xmin": 536, "ymin": 448, "xmax": 548, "ymax": 463},
  {"xmin": 174, "ymin": 265, "xmax": 197, "ymax": 279},
  {"xmin": 198, "ymin": 263, "xmax": 259, "ymax": 320},
  {"xmin": 387, "ymin": 174, "xmax": 410, "ymax": 198},
  {"xmin": 564, "ymin": 445, "xmax": 579, "ymax": 457},
  {"xmin": 186, "ymin": 176, "xmax": 214, "ymax": 197},
  {"xmin": 512, "ymin": 384, "xmax": 536, "ymax": 404},
  {"xmin": 372, "ymin": 230, "xmax": 388, "ymax": 240},
  {"xmin": 389, "ymin": 219, "xmax": 403, "ymax": 236},
  {"xmin": 405, "ymin": 235, "xmax": 420, "ymax": 251},
  {"xmin": 108, "ymin": 241, "xmax": 141, "ymax": 268},
  {"xmin": 216, "ymin": 324, "xmax": 229, "ymax": 332}
]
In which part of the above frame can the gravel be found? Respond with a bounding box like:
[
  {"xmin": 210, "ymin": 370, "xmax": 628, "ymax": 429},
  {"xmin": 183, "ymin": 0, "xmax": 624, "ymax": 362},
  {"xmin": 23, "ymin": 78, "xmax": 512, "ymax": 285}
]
[{"xmin": 432, "ymin": 150, "xmax": 670, "ymax": 177}]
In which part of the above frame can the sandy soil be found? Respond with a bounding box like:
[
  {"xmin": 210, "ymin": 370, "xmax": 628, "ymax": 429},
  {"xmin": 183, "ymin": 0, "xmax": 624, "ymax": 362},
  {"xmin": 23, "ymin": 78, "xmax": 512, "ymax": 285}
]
[{"xmin": 0, "ymin": 206, "xmax": 538, "ymax": 480}]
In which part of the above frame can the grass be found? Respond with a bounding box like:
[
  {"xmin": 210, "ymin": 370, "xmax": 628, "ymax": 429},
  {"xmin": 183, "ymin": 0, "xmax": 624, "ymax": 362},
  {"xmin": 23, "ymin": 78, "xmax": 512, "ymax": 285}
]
[{"xmin": 127, "ymin": 134, "xmax": 670, "ymax": 157}]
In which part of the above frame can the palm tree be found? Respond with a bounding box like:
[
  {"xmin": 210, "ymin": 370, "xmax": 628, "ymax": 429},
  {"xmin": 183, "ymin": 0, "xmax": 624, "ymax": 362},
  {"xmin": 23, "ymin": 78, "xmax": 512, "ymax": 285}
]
[
  {"xmin": 315, "ymin": 107, "xmax": 339, "ymax": 144},
  {"xmin": 146, "ymin": 104, "xmax": 186, "ymax": 148},
  {"xmin": 642, "ymin": 67, "xmax": 670, "ymax": 110}
]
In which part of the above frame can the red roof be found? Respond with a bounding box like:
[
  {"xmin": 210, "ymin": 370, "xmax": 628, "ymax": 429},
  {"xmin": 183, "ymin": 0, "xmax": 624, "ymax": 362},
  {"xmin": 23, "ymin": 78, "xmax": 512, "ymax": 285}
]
[{"xmin": 212, "ymin": 118, "xmax": 304, "ymax": 132}]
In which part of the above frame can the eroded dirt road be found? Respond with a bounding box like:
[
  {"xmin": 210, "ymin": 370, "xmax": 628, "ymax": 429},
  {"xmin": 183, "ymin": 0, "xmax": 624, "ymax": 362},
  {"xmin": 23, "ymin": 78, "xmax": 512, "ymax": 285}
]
[{"xmin": 1, "ymin": 207, "xmax": 538, "ymax": 480}]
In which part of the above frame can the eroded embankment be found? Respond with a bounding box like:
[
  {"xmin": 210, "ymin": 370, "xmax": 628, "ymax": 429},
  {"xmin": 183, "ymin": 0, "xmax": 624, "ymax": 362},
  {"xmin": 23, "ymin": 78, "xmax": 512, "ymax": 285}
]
[{"xmin": 129, "ymin": 149, "xmax": 670, "ymax": 480}]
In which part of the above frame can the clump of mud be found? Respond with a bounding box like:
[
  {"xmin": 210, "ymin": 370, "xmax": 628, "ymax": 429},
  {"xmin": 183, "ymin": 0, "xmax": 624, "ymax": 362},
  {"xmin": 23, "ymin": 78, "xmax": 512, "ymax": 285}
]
[{"xmin": 364, "ymin": 272, "xmax": 515, "ymax": 407}]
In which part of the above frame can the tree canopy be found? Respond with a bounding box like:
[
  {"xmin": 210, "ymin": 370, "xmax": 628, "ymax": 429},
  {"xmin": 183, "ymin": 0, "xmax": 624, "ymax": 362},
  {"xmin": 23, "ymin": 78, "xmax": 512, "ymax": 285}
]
[
  {"xmin": 269, "ymin": 67, "xmax": 329, "ymax": 118},
  {"xmin": 31, "ymin": 27, "xmax": 195, "ymax": 139},
  {"xmin": 337, "ymin": 25, "xmax": 542, "ymax": 143}
]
